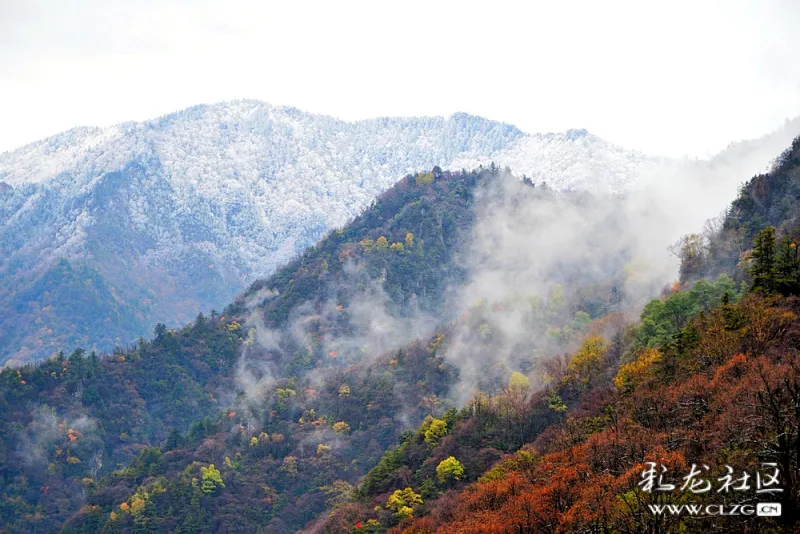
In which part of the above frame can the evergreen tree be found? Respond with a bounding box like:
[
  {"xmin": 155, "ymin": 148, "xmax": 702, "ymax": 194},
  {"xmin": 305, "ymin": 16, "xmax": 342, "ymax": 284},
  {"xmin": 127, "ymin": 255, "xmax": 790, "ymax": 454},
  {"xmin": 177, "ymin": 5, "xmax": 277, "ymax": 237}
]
[
  {"xmin": 749, "ymin": 226, "xmax": 777, "ymax": 293},
  {"xmin": 154, "ymin": 323, "xmax": 167, "ymax": 339},
  {"xmin": 776, "ymin": 236, "xmax": 800, "ymax": 295},
  {"xmin": 165, "ymin": 430, "xmax": 185, "ymax": 451}
]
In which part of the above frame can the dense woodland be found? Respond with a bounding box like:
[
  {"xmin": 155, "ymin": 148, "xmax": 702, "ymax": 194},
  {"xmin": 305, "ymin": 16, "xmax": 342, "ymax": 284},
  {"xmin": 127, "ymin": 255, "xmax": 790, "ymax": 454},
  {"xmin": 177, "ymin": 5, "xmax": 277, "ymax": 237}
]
[{"xmin": 1, "ymin": 136, "xmax": 799, "ymax": 533}]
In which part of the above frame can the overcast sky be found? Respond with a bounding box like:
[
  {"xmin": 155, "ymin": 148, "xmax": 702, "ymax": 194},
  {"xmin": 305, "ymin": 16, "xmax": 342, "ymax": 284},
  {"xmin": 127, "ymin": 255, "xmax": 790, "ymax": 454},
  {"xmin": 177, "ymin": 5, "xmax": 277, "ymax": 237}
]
[{"xmin": 1, "ymin": 0, "xmax": 798, "ymax": 157}]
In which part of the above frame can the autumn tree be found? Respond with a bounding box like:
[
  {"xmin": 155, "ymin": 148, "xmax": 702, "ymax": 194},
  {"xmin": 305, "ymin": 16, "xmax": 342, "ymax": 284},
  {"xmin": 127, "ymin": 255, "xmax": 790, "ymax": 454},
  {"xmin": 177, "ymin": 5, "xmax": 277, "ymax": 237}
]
[
  {"xmin": 505, "ymin": 371, "xmax": 532, "ymax": 447},
  {"xmin": 613, "ymin": 348, "xmax": 661, "ymax": 394},
  {"xmin": 566, "ymin": 335, "xmax": 608, "ymax": 388},
  {"xmin": 415, "ymin": 172, "xmax": 434, "ymax": 186},
  {"xmin": 387, "ymin": 487, "xmax": 423, "ymax": 519},
  {"xmin": 333, "ymin": 421, "xmax": 351, "ymax": 434},
  {"xmin": 423, "ymin": 418, "xmax": 448, "ymax": 447},
  {"xmin": 436, "ymin": 456, "xmax": 464, "ymax": 484},
  {"xmin": 508, "ymin": 371, "xmax": 531, "ymax": 394},
  {"xmin": 200, "ymin": 464, "xmax": 224, "ymax": 495},
  {"xmin": 359, "ymin": 238, "xmax": 376, "ymax": 252},
  {"xmin": 752, "ymin": 354, "xmax": 800, "ymax": 512}
]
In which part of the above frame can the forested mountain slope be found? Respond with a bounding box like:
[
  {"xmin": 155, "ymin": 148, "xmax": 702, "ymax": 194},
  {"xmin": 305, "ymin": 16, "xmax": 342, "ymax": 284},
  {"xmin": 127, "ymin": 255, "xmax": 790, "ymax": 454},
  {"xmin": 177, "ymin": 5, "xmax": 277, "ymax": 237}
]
[
  {"xmin": 308, "ymin": 135, "xmax": 800, "ymax": 533},
  {"xmin": 677, "ymin": 134, "xmax": 800, "ymax": 283},
  {"xmin": 365, "ymin": 288, "xmax": 800, "ymax": 533},
  {"xmin": 3, "ymin": 131, "xmax": 800, "ymax": 533},
  {"xmin": 0, "ymin": 165, "xmax": 663, "ymax": 532}
]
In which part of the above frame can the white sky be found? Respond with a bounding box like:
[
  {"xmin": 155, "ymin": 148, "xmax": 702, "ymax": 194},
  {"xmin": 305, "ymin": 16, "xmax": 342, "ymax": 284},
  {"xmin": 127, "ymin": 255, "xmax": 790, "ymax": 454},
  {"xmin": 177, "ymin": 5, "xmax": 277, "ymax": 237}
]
[{"xmin": 1, "ymin": 0, "xmax": 798, "ymax": 157}]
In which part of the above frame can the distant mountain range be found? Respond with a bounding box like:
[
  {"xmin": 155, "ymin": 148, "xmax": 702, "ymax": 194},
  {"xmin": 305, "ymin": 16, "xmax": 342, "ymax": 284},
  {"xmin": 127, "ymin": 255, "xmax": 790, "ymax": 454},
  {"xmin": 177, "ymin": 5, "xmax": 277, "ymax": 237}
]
[{"xmin": 1, "ymin": 100, "xmax": 797, "ymax": 365}]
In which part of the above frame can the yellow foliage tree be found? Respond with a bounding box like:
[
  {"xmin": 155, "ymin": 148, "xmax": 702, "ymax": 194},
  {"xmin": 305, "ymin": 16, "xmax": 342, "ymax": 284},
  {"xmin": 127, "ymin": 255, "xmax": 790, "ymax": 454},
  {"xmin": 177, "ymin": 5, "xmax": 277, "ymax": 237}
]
[
  {"xmin": 567, "ymin": 335, "xmax": 609, "ymax": 387},
  {"xmin": 129, "ymin": 495, "xmax": 146, "ymax": 516},
  {"xmin": 436, "ymin": 456, "xmax": 465, "ymax": 483},
  {"xmin": 200, "ymin": 464, "xmax": 225, "ymax": 494},
  {"xmin": 386, "ymin": 487, "xmax": 423, "ymax": 518},
  {"xmin": 332, "ymin": 421, "xmax": 351, "ymax": 434},
  {"xmin": 359, "ymin": 238, "xmax": 375, "ymax": 252},
  {"xmin": 423, "ymin": 417, "xmax": 448, "ymax": 446},
  {"xmin": 509, "ymin": 371, "xmax": 531, "ymax": 392},
  {"xmin": 415, "ymin": 172, "xmax": 434, "ymax": 186},
  {"xmin": 613, "ymin": 348, "xmax": 661, "ymax": 393}
]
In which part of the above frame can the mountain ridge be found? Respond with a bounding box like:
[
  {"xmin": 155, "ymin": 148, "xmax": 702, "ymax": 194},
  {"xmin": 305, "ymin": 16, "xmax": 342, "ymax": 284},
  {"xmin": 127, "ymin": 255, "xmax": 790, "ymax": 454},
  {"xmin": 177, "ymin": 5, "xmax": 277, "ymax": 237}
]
[{"xmin": 2, "ymin": 101, "xmax": 799, "ymax": 366}]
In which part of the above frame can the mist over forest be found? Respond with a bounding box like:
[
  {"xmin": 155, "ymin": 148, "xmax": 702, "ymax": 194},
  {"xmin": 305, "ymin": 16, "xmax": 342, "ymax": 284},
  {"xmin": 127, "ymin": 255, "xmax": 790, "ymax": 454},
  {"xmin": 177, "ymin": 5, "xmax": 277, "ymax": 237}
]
[{"xmin": 2, "ymin": 1, "xmax": 800, "ymax": 532}]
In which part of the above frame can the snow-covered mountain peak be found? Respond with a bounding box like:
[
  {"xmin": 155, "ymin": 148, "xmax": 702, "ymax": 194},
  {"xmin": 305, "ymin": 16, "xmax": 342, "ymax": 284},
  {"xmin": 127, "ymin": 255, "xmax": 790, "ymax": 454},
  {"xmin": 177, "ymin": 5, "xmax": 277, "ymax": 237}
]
[
  {"xmin": 449, "ymin": 126, "xmax": 661, "ymax": 193},
  {"xmin": 565, "ymin": 128, "xmax": 590, "ymax": 140},
  {"xmin": 0, "ymin": 101, "xmax": 534, "ymax": 363},
  {"xmin": 4, "ymin": 101, "xmax": 795, "ymax": 365},
  {"xmin": 0, "ymin": 125, "xmax": 124, "ymax": 186}
]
